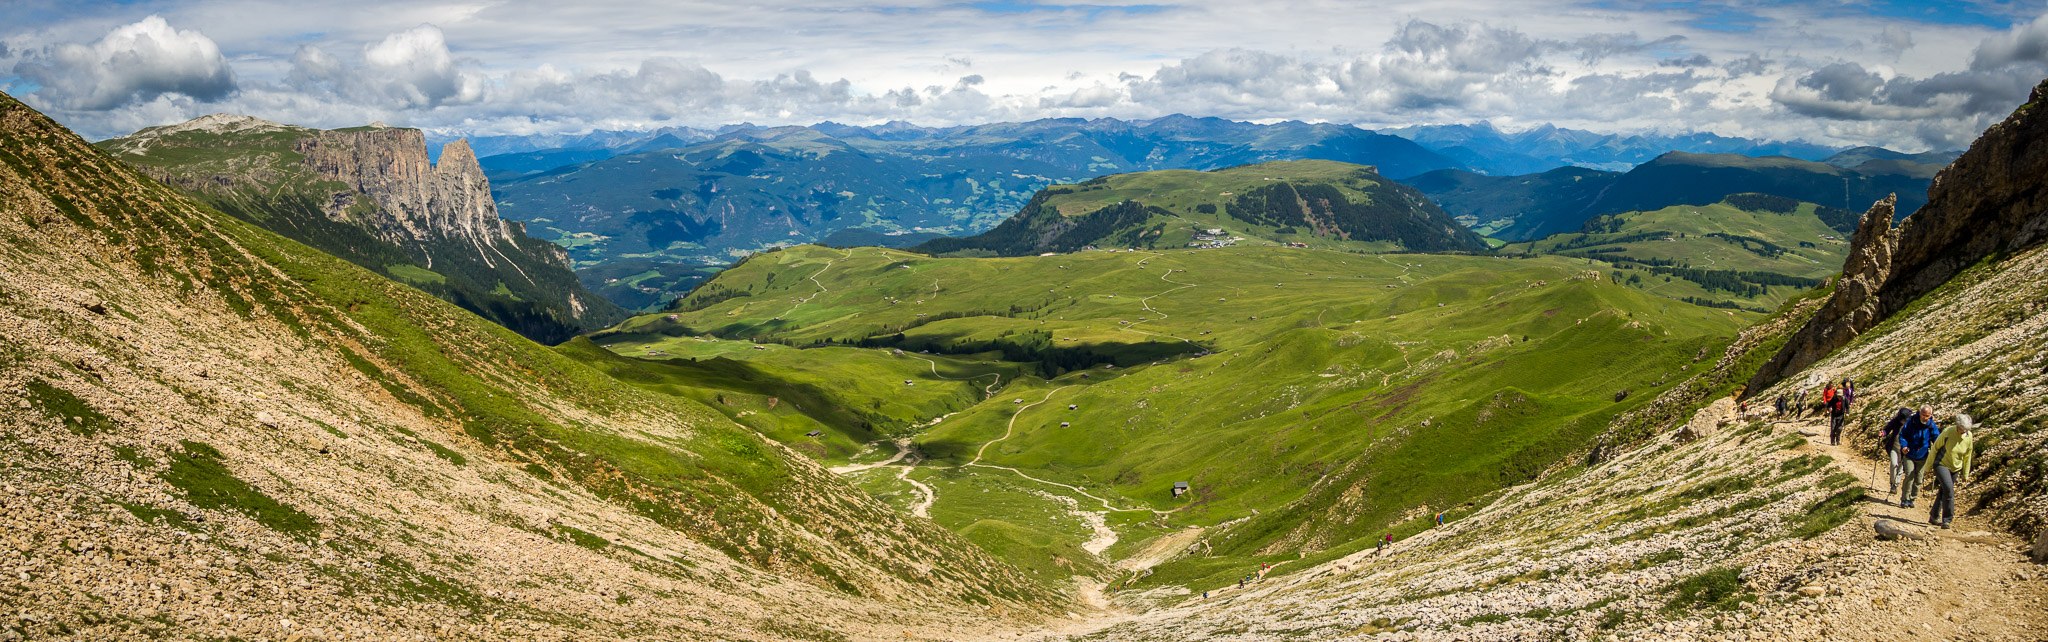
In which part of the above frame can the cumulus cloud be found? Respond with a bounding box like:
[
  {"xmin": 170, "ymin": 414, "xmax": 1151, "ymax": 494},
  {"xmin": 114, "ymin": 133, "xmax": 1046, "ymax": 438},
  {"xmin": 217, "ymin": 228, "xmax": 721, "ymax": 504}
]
[
  {"xmin": 1876, "ymin": 25, "xmax": 1915, "ymax": 58},
  {"xmin": 288, "ymin": 25, "xmax": 482, "ymax": 109},
  {"xmin": 1769, "ymin": 62, "xmax": 2035, "ymax": 122},
  {"xmin": 12, "ymin": 15, "xmax": 235, "ymax": 110},
  {"xmin": 1573, "ymin": 33, "xmax": 1685, "ymax": 64},
  {"xmin": 1659, "ymin": 54, "xmax": 1712, "ymax": 68},
  {"xmin": 11, "ymin": 5, "xmax": 2043, "ymax": 152},
  {"xmin": 1971, "ymin": 14, "xmax": 2048, "ymax": 70}
]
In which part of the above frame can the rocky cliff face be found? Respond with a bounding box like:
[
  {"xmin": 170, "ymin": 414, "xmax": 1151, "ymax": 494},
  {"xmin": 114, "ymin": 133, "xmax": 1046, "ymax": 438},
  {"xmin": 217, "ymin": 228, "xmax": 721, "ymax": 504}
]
[
  {"xmin": 295, "ymin": 129, "xmax": 523, "ymax": 252},
  {"xmin": 1747, "ymin": 79, "xmax": 2048, "ymax": 391},
  {"xmin": 98, "ymin": 115, "xmax": 624, "ymax": 343}
]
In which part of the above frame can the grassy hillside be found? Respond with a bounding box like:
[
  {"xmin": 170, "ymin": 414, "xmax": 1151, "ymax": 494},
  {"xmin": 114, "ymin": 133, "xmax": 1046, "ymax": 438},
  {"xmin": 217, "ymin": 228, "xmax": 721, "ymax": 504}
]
[
  {"xmin": 0, "ymin": 91, "xmax": 1060, "ymax": 638},
  {"xmin": 1411, "ymin": 152, "xmax": 1941, "ymax": 246},
  {"xmin": 1502, "ymin": 194, "xmax": 1852, "ymax": 311},
  {"xmin": 585, "ymin": 242, "xmax": 1750, "ymax": 588},
  {"xmin": 916, "ymin": 160, "xmax": 1488, "ymax": 256}
]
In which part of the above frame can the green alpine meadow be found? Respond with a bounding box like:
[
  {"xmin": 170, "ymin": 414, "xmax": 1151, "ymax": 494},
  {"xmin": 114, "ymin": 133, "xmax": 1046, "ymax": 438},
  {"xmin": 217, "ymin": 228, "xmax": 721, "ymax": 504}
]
[{"xmin": 5, "ymin": 4, "xmax": 2048, "ymax": 641}]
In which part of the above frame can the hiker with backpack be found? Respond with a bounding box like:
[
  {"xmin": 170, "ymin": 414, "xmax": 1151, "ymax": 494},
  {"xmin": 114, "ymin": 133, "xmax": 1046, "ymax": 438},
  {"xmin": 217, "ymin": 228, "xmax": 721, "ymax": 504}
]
[
  {"xmin": 1827, "ymin": 385, "xmax": 1849, "ymax": 445},
  {"xmin": 1924, "ymin": 415, "xmax": 1975, "ymax": 529},
  {"xmin": 1896, "ymin": 406, "xmax": 1941, "ymax": 509},
  {"xmin": 1879, "ymin": 408, "xmax": 1914, "ymax": 494}
]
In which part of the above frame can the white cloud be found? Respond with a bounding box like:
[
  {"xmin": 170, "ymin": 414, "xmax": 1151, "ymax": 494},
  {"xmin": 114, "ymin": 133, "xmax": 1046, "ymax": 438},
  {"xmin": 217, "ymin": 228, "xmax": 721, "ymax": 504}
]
[
  {"xmin": 1877, "ymin": 25, "xmax": 1915, "ymax": 58},
  {"xmin": 5, "ymin": 2, "xmax": 2044, "ymax": 152},
  {"xmin": 288, "ymin": 24, "xmax": 482, "ymax": 109},
  {"xmin": 13, "ymin": 15, "xmax": 234, "ymax": 110}
]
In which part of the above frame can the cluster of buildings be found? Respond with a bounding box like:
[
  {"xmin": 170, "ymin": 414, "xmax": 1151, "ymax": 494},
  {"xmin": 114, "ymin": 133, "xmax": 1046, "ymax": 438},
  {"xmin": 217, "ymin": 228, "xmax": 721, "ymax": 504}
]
[{"xmin": 1189, "ymin": 228, "xmax": 1239, "ymax": 249}]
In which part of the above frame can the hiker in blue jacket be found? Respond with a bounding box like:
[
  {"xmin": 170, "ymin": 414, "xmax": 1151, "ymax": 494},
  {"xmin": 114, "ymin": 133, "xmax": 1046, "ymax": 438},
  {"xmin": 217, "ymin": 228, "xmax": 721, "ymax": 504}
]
[{"xmin": 1896, "ymin": 406, "xmax": 1941, "ymax": 508}]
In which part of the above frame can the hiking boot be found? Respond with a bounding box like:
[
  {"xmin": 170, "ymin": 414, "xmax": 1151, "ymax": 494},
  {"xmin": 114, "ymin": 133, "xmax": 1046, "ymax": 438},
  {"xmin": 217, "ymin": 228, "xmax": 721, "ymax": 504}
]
[{"xmin": 1941, "ymin": 522, "xmax": 1952, "ymax": 530}]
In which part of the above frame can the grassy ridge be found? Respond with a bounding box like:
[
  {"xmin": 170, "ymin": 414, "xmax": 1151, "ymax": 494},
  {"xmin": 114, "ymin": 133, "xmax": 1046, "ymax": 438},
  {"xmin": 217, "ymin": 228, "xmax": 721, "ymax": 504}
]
[
  {"xmin": 915, "ymin": 160, "xmax": 1488, "ymax": 257},
  {"xmin": 1501, "ymin": 196, "xmax": 1851, "ymax": 310}
]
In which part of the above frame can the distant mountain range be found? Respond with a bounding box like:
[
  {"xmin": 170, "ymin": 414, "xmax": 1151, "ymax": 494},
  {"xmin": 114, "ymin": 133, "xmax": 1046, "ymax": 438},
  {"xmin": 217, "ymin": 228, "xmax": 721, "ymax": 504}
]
[
  {"xmin": 485, "ymin": 116, "xmax": 1465, "ymax": 265},
  {"xmin": 452, "ymin": 115, "xmax": 1958, "ymax": 276},
  {"xmin": 916, "ymin": 160, "xmax": 1487, "ymax": 257},
  {"xmin": 1378, "ymin": 121, "xmax": 1852, "ymax": 175},
  {"xmin": 1407, "ymin": 150, "xmax": 1943, "ymax": 242},
  {"xmin": 99, "ymin": 114, "xmax": 625, "ymax": 343}
]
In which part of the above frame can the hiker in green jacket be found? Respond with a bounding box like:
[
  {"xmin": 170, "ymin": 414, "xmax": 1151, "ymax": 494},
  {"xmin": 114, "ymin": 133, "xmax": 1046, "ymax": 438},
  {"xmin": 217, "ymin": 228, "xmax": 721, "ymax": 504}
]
[{"xmin": 1924, "ymin": 414, "xmax": 1975, "ymax": 529}]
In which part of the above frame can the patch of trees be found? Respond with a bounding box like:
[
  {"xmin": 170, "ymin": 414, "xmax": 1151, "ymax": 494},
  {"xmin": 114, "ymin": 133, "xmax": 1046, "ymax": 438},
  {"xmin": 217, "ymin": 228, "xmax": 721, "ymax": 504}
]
[
  {"xmin": 850, "ymin": 329, "xmax": 1204, "ymax": 375},
  {"xmin": 1813, "ymin": 204, "xmax": 1859, "ymax": 234},
  {"xmin": 1680, "ymin": 296, "xmax": 1769, "ymax": 313},
  {"xmin": 669, "ymin": 282, "xmax": 747, "ymax": 312},
  {"xmin": 1704, "ymin": 233, "xmax": 1789, "ymax": 258},
  {"xmin": 912, "ymin": 194, "xmax": 1170, "ymax": 256},
  {"xmin": 1723, "ymin": 193, "xmax": 1800, "ymax": 213},
  {"xmin": 1224, "ymin": 182, "xmax": 1485, "ymax": 252},
  {"xmin": 1555, "ymin": 228, "xmax": 1670, "ymax": 249},
  {"xmin": 1645, "ymin": 266, "xmax": 1823, "ymax": 296}
]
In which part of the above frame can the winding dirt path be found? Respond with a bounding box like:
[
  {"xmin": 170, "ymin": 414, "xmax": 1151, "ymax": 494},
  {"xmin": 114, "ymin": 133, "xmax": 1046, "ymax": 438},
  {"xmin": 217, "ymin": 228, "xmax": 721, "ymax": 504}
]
[
  {"xmin": 827, "ymin": 437, "xmax": 912, "ymax": 475},
  {"xmin": 906, "ymin": 353, "xmax": 1003, "ymax": 398}
]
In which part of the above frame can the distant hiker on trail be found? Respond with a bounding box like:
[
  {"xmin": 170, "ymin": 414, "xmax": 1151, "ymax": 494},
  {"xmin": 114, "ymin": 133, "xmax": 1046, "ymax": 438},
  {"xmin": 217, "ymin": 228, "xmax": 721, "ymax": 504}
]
[
  {"xmin": 1827, "ymin": 386, "xmax": 1848, "ymax": 445},
  {"xmin": 1879, "ymin": 407, "xmax": 1914, "ymax": 494},
  {"xmin": 1775, "ymin": 395, "xmax": 1789, "ymax": 416},
  {"xmin": 1795, "ymin": 390, "xmax": 1809, "ymax": 416},
  {"xmin": 1924, "ymin": 415, "xmax": 1975, "ymax": 529},
  {"xmin": 1897, "ymin": 406, "xmax": 1941, "ymax": 509}
]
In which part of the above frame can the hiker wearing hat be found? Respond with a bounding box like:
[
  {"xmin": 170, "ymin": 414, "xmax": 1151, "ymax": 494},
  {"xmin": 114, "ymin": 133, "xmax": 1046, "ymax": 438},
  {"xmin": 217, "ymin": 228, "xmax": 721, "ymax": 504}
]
[
  {"xmin": 1923, "ymin": 414, "xmax": 1975, "ymax": 529},
  {"xmin": 1895, "ymin": 406, "xmax": 1941, "ymax": 509}
]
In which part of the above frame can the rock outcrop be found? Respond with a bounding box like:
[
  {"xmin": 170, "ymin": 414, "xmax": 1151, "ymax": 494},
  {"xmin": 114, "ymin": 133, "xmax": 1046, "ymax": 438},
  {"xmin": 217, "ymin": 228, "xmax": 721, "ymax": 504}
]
[
  {"xmin": 295, "ymin": 130, "xmax": 520, "ymax": 250},
  {"xmin": 98, "ymin": 114, "xmax": 623, "ymax": 343},
  {"xmin": 1747, "ymin": 79, "xmax": 2048, "ymax": 391}
]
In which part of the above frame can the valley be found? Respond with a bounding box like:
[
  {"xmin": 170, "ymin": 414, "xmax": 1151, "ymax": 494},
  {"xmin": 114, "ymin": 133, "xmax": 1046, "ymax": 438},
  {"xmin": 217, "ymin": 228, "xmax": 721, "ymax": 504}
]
[
  {"xmin": 9, "ymin": 4, "xmax": 2048, "ymax": 638},
  {"xmin": 588, "ymin": 242, "xmax": 1752, "ymax": 597}
]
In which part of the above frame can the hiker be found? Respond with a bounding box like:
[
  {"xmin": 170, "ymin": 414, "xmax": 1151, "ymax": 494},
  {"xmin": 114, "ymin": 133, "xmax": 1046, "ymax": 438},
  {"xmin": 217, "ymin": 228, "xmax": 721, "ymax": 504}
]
[
  {"xmin": 1775, "ymin": 395, "xmax": 1789, "ymax": 416},
  {"xmin": 1827, "ymin": 386, "xmax": 1848, "ymax": 445},
  {"xmin": 1924, "ymin": 415, "xmax": 1975, "ymax": 529},
  {"xmin": 1795, "ymin": 390, "xmax": 1809, "ymax": 416},
  {"xmin": 1896, "ymin": 406, "xmax": 1941, "ymax": 509},
  {"xmin": 1878, "ymin": 407, "xmax": 1914, "ymax": 494}
]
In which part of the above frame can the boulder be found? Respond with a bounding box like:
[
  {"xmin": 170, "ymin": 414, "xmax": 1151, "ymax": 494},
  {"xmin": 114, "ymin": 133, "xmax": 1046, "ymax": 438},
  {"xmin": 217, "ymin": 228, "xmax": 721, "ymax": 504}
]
[{"xmin": 1875, "ymin": 520, "xmax": 1927, "ymax": 541}]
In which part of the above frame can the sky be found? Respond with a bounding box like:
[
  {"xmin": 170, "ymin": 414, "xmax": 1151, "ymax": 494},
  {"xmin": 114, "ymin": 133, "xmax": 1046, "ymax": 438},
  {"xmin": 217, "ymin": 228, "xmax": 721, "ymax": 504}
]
[{"xmin": 5, "ymin": 1, "xmax": 2048, "ymax": 151}]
